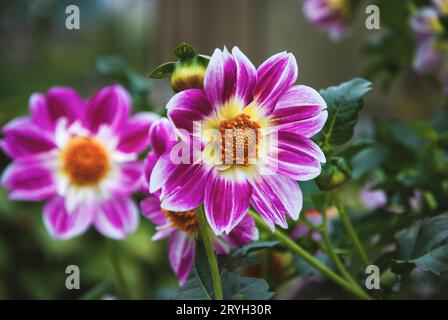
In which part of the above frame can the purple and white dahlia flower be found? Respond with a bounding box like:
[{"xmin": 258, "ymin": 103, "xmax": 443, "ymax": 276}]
[
  {"xmin": 1, "ymin": 85, "xmax": 159, "ymax": 239},
  {"xmin": 141, "ymin": 118, "xmax": 258, "ymax": 284},
  {"xmin": 150, "ymin": 47, "xmax": 327, "ymax": 236},
  {"xmin": 302, "ymin": 0, "xmax": 352, "ymax": 41}
]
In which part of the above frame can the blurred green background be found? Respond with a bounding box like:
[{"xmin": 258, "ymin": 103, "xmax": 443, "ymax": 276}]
[{"xmin": 0, "ymin": 0, "xmax": 446, "ymax": 299}]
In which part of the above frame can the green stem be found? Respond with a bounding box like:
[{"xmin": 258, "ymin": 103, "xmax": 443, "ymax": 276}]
[
  {"xmin": 248, "ymin": 211, "xmax": 372, "ymax": 300},
  {"xmin": 107, "ymin": 240, "xmax": 131, "ymax": 299},
  {"xmin": 334, "ymin": 197, "xmax": 370, "ymax": 267},
  {"xmin": 321, "ymin": 230, "xmax": 359, "ymax": 287},
  {"xmin": 196, "ymin": 206, "xmax": 223, "ymax": 300}
]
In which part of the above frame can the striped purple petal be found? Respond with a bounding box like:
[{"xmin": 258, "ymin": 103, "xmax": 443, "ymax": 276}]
[
  {"xmin": 117, "ymin": 112, "xmax": 160, "ymax": 153},
  {"xmin": 253, "ymin": 52, "xmax": 298, "ymax": 114},
  {"xmin": 1, "ymin": 118, "xmax": 56, "ymax": 159},
  {"xmin": 204, "ymin": 173, "xmax": 251, "ymax": 235},
  {"xmin": 249, "ymin": 174, "xmax": 303, "ymax": 231},
  {"xmin": 1, "ymin": 157, "xmax": 57, "ymax": 201},
  {"xmin": 43, "ymin": 196, "xmax": 94, "ymax": 240},
  {"xmin": 94, "ymin": 196, "xmax": 139, "ymax": 239},
  {"xmin": 272, "ymin": 85, "xmax": 328, "ymax": 138},
  {"xmin": 29, "ymin": 87, "xmax": 84, "ymax": 131},
  {"xmin": 148, "ymin": 118, "xmax": 178, "ymax": 156},
  {"xmin": 84, "ymin": 85, "xmax": 131, "ymax": 134},
  {"xmin": 222, "ymin": 214, "xmax": 259, "ymax": 247},
  {"xmin": 168, "ymin": 231, "xmax": 196, "ymax": 285}
]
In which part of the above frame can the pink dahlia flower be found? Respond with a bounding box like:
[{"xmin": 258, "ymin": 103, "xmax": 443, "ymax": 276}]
[
  {"xmin": 150, "ymin": 47, "xmax": 327, "ymax": 235},
  {"xmin": 302, "ymin": 0, "xmax": 352, "ymax": 41},
  {"xmin": 141, "ymin": 118, "xmax": 259, "ymax": 284},
  {"xmin": 0, "ymin": 85, "xmax": 159, "ymax": 239}
]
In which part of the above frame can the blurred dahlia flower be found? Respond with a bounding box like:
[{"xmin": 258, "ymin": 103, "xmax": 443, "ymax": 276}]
[
  {"xmin": 1, "ymin": 85, "xmax": 158, "ymax": 239},
  {"xmin": 302, "ymin": 0, "xmax": 353, "ymax": 41},
  {"xmin": 140, "ymin": 118, "xmax": 258, "ymax": 284},
  {"xmin": 410, "ymin": 6, "xmax": 448, "ymax": 92},
  {"xmin": 150, "ymin": 47, "xmax": 327, "ymax": 235}
]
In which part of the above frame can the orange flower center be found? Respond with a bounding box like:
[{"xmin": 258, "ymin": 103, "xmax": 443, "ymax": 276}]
[
  {"xmin": 162, "ymin": 209, "xmax": 198, "ymax": 234},
  {"xmin": 62, "ymin": 137, "xmax": 110, "ymax": 186},
  {"xmin": 219, "ymin": 114, "xmax": 260, "ymax": 166}
]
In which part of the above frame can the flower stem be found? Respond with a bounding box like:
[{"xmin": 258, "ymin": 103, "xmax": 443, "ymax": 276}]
[
  {"xmin": 248, "ymin": 211, "xmax": 372, "ymax": 300},
  {"xmin": 320, "ymin": 230, "xmax": 359, "ymax": 287},
  {"xmin": 107, "ymin": 239, "xmax": 131, "ymax": 299},
  {"xmin": 334, "ymin": 197, "xmax": 369, "ymax": 267},
  {"xmin": 196, "ymin": 206, "xmax": 223, "ymax": 300}
]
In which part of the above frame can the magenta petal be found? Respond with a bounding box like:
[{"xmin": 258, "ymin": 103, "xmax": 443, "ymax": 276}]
[
  {"xmin": 204, "ymin": 173, "xmax": 251, "ymax": 235},
  {"xmin": 94, "ymin": 196, "xmax": 139, "ymax": 239},
  {"xmin": 273, "ymin": 85, "xmax": 328, "ymax": 138},
  {"xmin": 148, "ymin": 118, "xmax": 178, "ymax": 156},
  {"xmin": 254, "ymin": 52, "xmax": 298, "ymax": 114},
  {"xmin": 204, "ymin": 48, "xmax": 237, "ymax": 109},
  {"xmin": 30, "ymin": 87, "xmax": 84, "ymax": 131},
  {"xmin": 2, "ymin": 158, "xmax": 56, "ymax": 201},
  {"xmin": 1, "ymin": 118, "xmax": 56, "ymax": 159},
  {"xmin": 223, "ymin": 214, "xmax": 259, "ymax": 247},
  {"xmin": 117, "ymin": 112, "xmax": 160, "ymax": 153},
  {"xmin": 140, "ymin": 195, "xmax": 166, "ymax": 226},
  {"xmin": 113, "ymin": 161, "xmax": 144, "ymax": 195},
  {"xmin": 167, "ymin": 89, "xmax": 213, "ymax": 137},
  {"xmin": 168, "ymin": 231, "xmax": 196, "ymax": 285},
  {"xmin": 142, "ymin": 152, "xmax": 158, "ymax": 191},
  {"xmin": 43, "ymin": 196, "xmax": 93, "ymax": 240},
  {"xmin": 268, "ymin": 130, "xmax": 325, "ymax": 180},
  {"xmin": 149, "ymin": 151, "xmax": 178, "ymax": 194},
  {"xmin": 160, "ymin": 163, "xmax": 208, "ymax": 212},
  {"xmin": 250, "ymin": 175, "xmax": 303, "ymax": 230},
  {"xmin": 232, "ymin": 47, "xmax": 257, "ymax": 105},
  {"xmin": 84, "ymin": 85, "xmax": 131, "ymax": 134}
]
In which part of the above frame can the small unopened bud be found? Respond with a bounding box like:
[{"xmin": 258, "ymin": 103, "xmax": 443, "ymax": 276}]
[
  {"xmin": 171, "ymin": 60, "xmax": 206, "ymax": 92},
  {"xmin": 316, "ymin": 157, "xmax": 352, "ymax": 191}
]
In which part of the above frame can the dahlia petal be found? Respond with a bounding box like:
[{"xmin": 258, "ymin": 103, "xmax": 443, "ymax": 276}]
[
  {"xmin": 142, "ymin": 152, "xmax": 158, "ymax": 190},
  {"xmin": 268, "ymin": 131, "xmax": 325, "ymax": 180},
  {"xmin": 273, "ymin": 85, "xmax": 328, "ymax": 138},
  {"xmin": 140, "ymin": 195, "xmax": 167, "ymax": 226},
  {"xmin": 94, "ymin": 196, "xmax": 139, "ymax": 239},
  {"xmin": 204, "ymin": 173, "xmax": 251, "ymax": 235},
  {"xmin": 84, "ymin": 85, "xmax": 131, "ymax": 133},
  {"xmin": 250, "ymin": 175, "xmax": 303, "ymax": 230},
  {"xmin": 152, "ymin": 225, "xmax": 176, "ymax": 241},
  {"xmin": 149, "ymin": 151, "xmax": 178, "ymax": 193},
  {"xmin": 1, "ymin": 159, "xmax": 57, "ymax": 201},
  {"xmin": 204, "ymin": 48, "xmax": 237, "ymax": 109},
  {"xmin": 43, "ymin": 196, "xmax": 94, "ymax": 240},
  {"xmin": 148, "ymin": 118, "xmax": 178, "ymax": 156},
  {"xmin": 168, "ymin": 231, "xmax": 196, "ymax": 285},
  {"xmin": 112, "ymin": 161, "xmax": 144, "ymax": 195},
  {"xmin": 1, "ymin": 118, "xmax": 56, "ymax": 159},
  {"xmin": 167, "ymin": 89, "xmax": 213, "ymax": 136},
  {"xmin": 160, "ymin": 163, "xmax": 209, "ymax": 212},
  {"xmin": 254, "ymin": 52, "xmax": 298, "ymax": 114},
  {"xmin": 414, "ymin": 37, "xmax": 443, "ymax": 73},
  {"xmin": 30, "ymin": 87, "xmax": 84, "ymax": 131},
  {"xmin": 213, "ymin": 237, "xmax": 230, "ymax": 255},
  {"xmin": 117, "ymin": 112, "xmax": 160, "ymax": 153},
  {"xmin": 232, "ymin": 47, "xmax": 257, "ymax": 105},
  {"xmin": 222, "ymin": 214, "xmax": 259, "ymax": 247}
]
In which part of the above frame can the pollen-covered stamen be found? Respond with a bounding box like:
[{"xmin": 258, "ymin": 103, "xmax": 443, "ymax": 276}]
[
  {"xmin": 220, "ymin": 114, "xmax": 260, "ymax": 166},
  {"xmin": 162, "ymin": 209, "xmax": 198, "ymax": 234},
  {"xmin": 62, "ymin": 137, "xmax": 110, "ymax": 186}
]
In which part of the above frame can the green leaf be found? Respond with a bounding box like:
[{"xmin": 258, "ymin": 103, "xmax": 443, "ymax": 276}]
[
  {"xmin": 174, "ymin": 42, "xmax": 197, "ymax": 60},
  {"xmin": 96, "ymin": 56, "xmax": 129, "ymax": 77},
  {"xmin": 336, "ymin": 139, "xmax": 375, "ymax": 159},
  {"xmin": 220, "ymin": 270, "xmax": 273, "ymax": 300},
  {"xmin": 232, "ymin": 241, "xmax": 281, "ymax": 257},
  {"xmin": 395, "ymin": 213, "xmax": 448, "ymax": 275},
  {"xmin": 321, "ymin": 78, "xmax": 372, "ymax": 145},
  {"xmin": 316, "ymin": 156, "xmax": 352, "ymax": 191},
  {"xmin": 149, "ymin": 62, "xmax": 176, "ymax": 79}
]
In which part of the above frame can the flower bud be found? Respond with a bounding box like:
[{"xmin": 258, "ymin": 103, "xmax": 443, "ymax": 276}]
[
  {"xmin": 170, "ymin": 59, "xmax": 206, "ymax": 92},
  {"xmin": 316, "ymin": 156, "xmax": 352, "ymax": 191}
]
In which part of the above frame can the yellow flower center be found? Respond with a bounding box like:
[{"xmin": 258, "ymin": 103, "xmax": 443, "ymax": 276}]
[
  {"xmin": 162, "ymin": 209, "xmax": 198, "ymax": 234},
  {"xmin": 62, "ymin": 137, "xmax": 110, "ymax": 186},
  {"xmin": 219, "ymin": 114, "xmax": 260, "ymax": 167}
]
